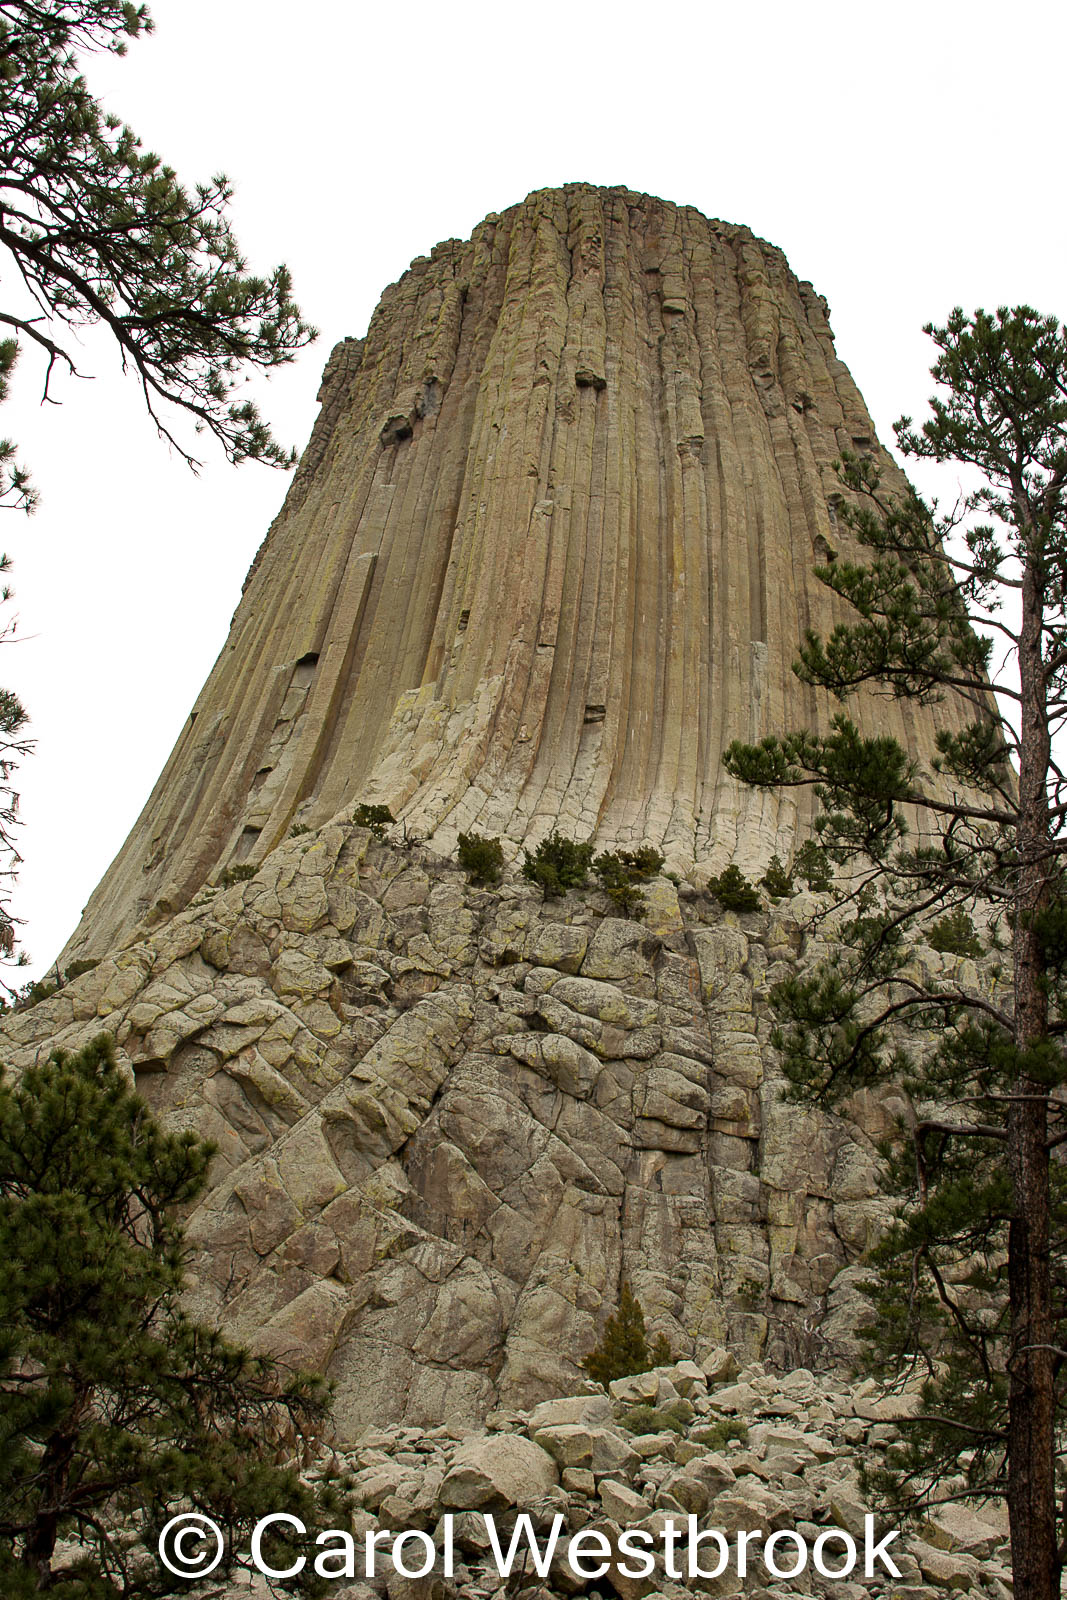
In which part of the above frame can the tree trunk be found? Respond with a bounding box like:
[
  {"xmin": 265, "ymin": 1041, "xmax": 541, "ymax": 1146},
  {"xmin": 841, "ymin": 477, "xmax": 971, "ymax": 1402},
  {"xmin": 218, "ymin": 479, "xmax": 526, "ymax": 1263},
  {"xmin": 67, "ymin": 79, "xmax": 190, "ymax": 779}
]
[
  {"xmin": 18, "ymin": 1397, "xmax": 87, "ymax": 1591},
  {"xmin": 1007, "ymin": 541, "xmax": 1058, "ymax": 1600},
  {"xmin": 1007, "ymin": 1090, "xmax": 1057, "ymax": 1598}
]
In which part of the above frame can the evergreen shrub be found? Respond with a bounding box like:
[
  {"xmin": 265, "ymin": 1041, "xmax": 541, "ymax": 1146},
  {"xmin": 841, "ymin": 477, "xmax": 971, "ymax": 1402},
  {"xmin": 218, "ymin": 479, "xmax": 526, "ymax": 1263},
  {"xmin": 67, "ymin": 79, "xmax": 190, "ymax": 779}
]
[
  {"xmin": 707, "ymin": 864, "xmax": 762, "ymax": 913},
  {"xmin": 582, "ymin": 1280, "xmax": 672, "ymax": 1385},
  {"xmin": 928, "ymin": 907, "xmax": 984, "ymax": 957},
  {"xmin": 352, "ymin": 803, "xmax": 394, "ymax": 839},
  {"xmin": 0, "ymin": 1036, "xmax": 346, "ymax": 1593},
  {"xmin": 795, "ymin": 839, "xmax": 833, "ymax": 893},
  {"xmin": 760, "ymin": 854, "xmax": 794, "ymax": 900},
  {"xmin": 618, "ymin": 1404, "xmax": 686, "ymax": 1436},
  {"xmin": 522, "ymin": 832, "xmax": 594, "ymax": 898},
  {"xmin": 457, "ymin": 831, "xmax": 505, "ymax": 885},
  {"xmin": 593, "ymin": 846, "xmax": 665, "ymax": 917},
  {"xmin": 698, "ymin": 1417, "xmax": 750, "ymax": 1448},
  {"xmin": 219, "ymin": 863, "xmax": 256, "ymax": 888}
]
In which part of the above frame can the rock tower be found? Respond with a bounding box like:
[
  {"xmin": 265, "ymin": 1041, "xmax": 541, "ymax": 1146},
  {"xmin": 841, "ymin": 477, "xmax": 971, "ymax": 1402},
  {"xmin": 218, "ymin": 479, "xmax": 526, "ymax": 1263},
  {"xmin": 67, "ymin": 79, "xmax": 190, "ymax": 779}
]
[
  {"xmin": 62, "ymin": 183, "xmax": 967, "ymax": 966},
  {"xmin": 8, "ymin": 187, "xmax": 983, "ymax": 1438}
]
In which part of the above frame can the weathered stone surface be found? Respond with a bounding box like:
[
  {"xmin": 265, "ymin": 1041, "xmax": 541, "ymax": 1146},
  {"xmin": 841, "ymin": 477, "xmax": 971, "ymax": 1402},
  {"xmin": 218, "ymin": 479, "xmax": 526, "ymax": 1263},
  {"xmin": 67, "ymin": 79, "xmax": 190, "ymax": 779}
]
[
  {"xmin": 597, "ymin": 1479, "xmax": 650, "ymax": 1522},
  {"xmin": 60, "ymin": 185, "xmax": 976, "ymax": 965},
  {"xmin": 14, "ymin": 188, "xmax": 998, "ymax": 1455},
  {"xmin": 8, "ymin": 809, "xmax": 994, "ymax": 1436},
  {"xmin": 437, "ymin": 1434, "xmax": 558, "ymax": 1510},
  {"xmin": 527, "ymin": 1394, "xmax": 614, "ymax": 1431},
  {"xmin": 532, "ymin": 1423, "xmax": 638, "ymax": 1479},
  {"xmin": 208, "ymin": 1355, "xmax": 1012, "ymax": 1600}
]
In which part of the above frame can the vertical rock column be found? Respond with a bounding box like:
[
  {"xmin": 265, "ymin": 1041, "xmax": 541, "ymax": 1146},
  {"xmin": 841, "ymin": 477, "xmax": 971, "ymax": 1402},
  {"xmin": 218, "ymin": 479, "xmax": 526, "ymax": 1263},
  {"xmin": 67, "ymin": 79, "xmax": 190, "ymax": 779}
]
[{"xmin": 62, "ymin": 184, "xmax": 974, "ymax": 965}]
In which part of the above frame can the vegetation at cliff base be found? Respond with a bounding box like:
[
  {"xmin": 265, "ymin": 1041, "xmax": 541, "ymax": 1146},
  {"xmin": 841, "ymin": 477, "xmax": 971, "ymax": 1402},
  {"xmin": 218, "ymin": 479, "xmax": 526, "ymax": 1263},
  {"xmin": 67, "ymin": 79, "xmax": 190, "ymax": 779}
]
[
  {"xmin": 0, "ymin": 1035, "xmax": 343, "ymax": 1596},
  {"xmin": 351, "ymin": 803, "xmax": 394, "ymax": 840},
  {"xmin": 592, "ymin": 846, "xmax": 664, "ymax": 917},
  {"xmin": 582, "ymin": 1280, "xmax": 672, "ymax": 1386},
  {"xmin": 218, "ymin": 861, "xmax": 256, "ymax": 888},
  {"xmin": 706, "ymin": 863, "xmax": 762, "ymax": 913},
  {"xmin": 760, "ymin": 853, "xmax": 795, "ymax": 901},
  {"xmin": 457, "ymin": 830, "xmax": 504, "ymax": 885},
  {"xmin": 725, "ymin": 306, "xmax": 1067, "ymax": 1600},
  {"xmin": 522, "ymin": 831, "xmax": 594, "ymax": 898}
]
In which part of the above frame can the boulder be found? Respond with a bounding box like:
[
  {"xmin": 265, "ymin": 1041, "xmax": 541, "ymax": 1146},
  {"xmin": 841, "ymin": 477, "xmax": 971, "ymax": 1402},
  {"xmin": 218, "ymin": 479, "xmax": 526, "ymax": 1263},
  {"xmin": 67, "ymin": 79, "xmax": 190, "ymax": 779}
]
[{"xmin": 437, "ymin": 1434, "xmax": 558, "ymax": 1511}]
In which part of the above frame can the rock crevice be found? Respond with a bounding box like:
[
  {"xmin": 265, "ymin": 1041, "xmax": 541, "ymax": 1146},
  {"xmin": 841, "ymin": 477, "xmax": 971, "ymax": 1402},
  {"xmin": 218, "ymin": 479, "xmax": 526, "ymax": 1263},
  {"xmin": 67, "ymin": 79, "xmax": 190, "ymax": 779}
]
[{"xmin": 4, "ymin": 827, "xmax": 999, "ymax": 1437}]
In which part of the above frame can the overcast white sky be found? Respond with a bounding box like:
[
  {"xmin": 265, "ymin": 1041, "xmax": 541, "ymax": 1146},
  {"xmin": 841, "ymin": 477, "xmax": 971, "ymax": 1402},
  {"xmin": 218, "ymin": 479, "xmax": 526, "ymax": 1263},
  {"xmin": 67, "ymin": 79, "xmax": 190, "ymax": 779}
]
[{"xmin": 5, "ymin": 0, "xmax": 1066, "ymax": 980}]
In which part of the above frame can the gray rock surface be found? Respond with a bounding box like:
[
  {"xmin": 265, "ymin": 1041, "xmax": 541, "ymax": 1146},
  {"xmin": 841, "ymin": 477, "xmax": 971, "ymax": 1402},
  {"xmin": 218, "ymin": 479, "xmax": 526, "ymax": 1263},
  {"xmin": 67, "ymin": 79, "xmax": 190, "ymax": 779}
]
[
  {"xmin": 212, "ymin": 1358, "xmax": 1011, "ymax": 1600},
  {"xmin": 0, "ymin": 829, "xmax": 1002, "ymax": 1437},
  {"xmin": 59, "ymin": 185, "xmax": 979, "ymax": 967}
]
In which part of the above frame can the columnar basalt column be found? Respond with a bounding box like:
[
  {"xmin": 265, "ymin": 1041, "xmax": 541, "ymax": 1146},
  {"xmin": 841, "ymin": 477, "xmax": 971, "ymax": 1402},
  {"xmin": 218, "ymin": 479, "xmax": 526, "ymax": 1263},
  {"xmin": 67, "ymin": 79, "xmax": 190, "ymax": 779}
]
[{"xmin": 62, "ymin": 185, "xmax": 971, "ymax": 965}]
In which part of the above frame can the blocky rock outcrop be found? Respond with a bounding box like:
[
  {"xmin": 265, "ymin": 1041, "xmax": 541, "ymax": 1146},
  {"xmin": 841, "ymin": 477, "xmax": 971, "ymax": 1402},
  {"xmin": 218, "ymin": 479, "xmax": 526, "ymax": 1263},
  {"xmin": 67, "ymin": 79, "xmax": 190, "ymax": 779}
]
[
  {"xmin": 3, "ymin": 828, "xmax": 999, "ymax": 1436},
  {"xmin": 16, "ymin": 188, "xmax": 995, "ymax": 1443}
]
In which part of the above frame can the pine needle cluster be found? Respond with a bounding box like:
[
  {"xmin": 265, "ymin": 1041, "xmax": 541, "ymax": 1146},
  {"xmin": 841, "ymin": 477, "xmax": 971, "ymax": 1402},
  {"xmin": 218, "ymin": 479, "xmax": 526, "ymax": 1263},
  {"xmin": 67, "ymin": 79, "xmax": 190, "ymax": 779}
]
[
  {"xmin": 725, "ymin": 307, "xmax": 1067, "ymax": 1597},
  {"xmin": 582, "ymin": 1282, "xmax": 672, "ymax": 1387},
  {"xmin": 0, "ymin": 1035, "xmax": 346, "ymax": 1595}
]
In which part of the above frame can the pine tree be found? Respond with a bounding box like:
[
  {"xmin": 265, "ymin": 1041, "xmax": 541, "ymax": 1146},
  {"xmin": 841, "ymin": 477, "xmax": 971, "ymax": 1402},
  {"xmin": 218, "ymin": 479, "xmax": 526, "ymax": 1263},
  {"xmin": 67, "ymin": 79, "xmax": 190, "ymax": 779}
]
[
  {"xmin": 724, "ymin": 306, "xmax": 1067, "ymax": 1600},
  {"xmin": 522, "ymin": 832, "xmax": 594, "ymax": 898},
  {"xmin": 0, "ymin": 1034, "xmax": 344, "ymax": 1596},
  {"xmin": 592, "ymin": 847, "xmax": 665, "ymax": 918},
  {"xmin": 0, "ymin": 2, "xmax": 315, "ymax": 975},
  {"xmin": 582, "ymin": 1282, "xmax": 671, "ymax": 1386},
  {"xmin": 0, "ymin": 0, "xmax": 315, "ymax": 503},
  {"xmin": 457, "ymin": 830, "xmax": 505, "ymax": 885}
]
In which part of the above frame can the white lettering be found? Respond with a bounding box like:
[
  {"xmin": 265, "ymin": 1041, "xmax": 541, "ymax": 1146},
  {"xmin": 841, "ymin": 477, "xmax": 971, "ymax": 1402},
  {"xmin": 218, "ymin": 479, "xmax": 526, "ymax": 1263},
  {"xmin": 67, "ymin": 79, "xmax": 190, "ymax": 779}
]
[
  {"xmin": 765, "ymin": 1529, "xmax": 807, "ymax": 1579},
  {"xmin": 686, "ymin": 1517, "xmax": 728, "ymax": 1579},
  {"xmin": 364, "ymin": 1527, "xmax": 391, "ymax": 1577},
  {"xmin": 246, "ymin": 1508, "xmax": 892, "ymax": 1588},
  {"xmin": 616, "ymin": 1527, "xmax": 654, "ymax": 1579},
  {"xmin": 737, "ymin": 1528, "xmax": 764, "ymax": 1578},
  {"xmin": 314, "ymin": 1530, "xmax": 355, "ymax": 1580},
  {"xmin": 663, "ymin": 1517, "xmax": 683, "ymax": 1579},
  {"xmin": 864, "ymin": 1514, "xmax": 902, "ymax": 1578},
  {"xmin": 814, "ymin": 1529, "xmax": 857, "ymax": 1577},
  {"xmin": 392, "ymin": 1530, "xmax": 435, "ymax": 1579},
  {"xmin": 251, "ymin": 1514, "xmax": 306, "ymax": 1580},
  {"xmin": 567, "ymin": 1528, "xmax": 611, "ymax": 1579},
  {"xmin": 483, "ymin": 1513, "xmax": 565, "ymax": 1578}
]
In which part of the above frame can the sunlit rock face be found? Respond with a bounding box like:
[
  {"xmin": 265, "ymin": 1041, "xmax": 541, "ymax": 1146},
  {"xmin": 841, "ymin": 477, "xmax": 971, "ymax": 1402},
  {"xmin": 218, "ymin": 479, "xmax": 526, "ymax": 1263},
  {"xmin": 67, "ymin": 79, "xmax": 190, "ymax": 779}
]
[{"xmin": 62, "ymin": 184, "xmax": 969, "ymax": 964}]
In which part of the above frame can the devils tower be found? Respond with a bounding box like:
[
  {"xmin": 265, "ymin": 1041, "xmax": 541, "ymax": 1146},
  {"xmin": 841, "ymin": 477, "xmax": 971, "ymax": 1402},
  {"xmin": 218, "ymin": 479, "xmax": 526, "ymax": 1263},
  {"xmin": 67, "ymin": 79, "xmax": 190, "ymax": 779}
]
[
  {"xmin": 60, "ymin": 183, "xmax": 968, "ymax": 966},
  {"xmin": 5, "ymin": 187, "xmax": 980, "ymax": 1435}
]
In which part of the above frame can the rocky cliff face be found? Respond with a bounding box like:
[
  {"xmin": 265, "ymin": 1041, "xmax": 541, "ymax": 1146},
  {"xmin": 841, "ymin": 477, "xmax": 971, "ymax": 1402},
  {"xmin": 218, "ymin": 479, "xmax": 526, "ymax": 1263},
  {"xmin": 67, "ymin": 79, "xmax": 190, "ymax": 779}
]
[
  {"xmin": 61, "ymin": 184, "xmax": 973, "ymax": 966},
  {"xmin": 14, "ymin": 187, "xmax": 994, "ymax": 1441},
  {"xmin": 1, "ymin": 826, "xmax": 998, "ymax": 1438}
]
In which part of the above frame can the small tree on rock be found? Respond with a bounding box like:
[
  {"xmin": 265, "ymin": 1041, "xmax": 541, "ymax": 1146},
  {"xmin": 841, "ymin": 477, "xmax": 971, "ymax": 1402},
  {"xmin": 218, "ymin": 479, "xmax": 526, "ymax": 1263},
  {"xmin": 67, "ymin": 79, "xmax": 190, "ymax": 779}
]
[
  {"xmin": 706, "ymin": 863, "xmax": 762, "ymax": 913},
  {"xmin": 522, "ymin": 832, "xmax": 594, "ymax": 898},
  {"xmin": 457, "ymin": 831, "xmax": 504, "ymax": 886},
  {"xmin": 582, "ymin": 1282, "xmax": 671, "ymax": 1386},
  {"xmin": 593, "ymin": 846, "xmax": 664, "ymax": 917}
]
